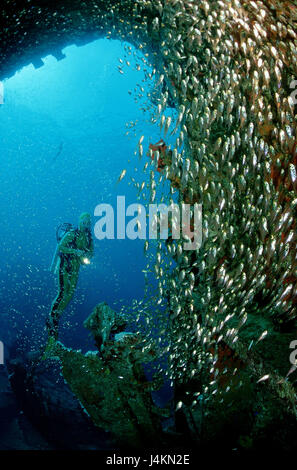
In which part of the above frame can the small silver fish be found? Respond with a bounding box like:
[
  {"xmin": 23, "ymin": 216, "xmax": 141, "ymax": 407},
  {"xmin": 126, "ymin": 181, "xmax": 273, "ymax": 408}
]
[
  {"xmin": 257, "ymin": 374, "xmax": 270, "ymax": 383},
  {"xmin": 117, "ymin": 169, "xmax": 126, "ymax": 183}
]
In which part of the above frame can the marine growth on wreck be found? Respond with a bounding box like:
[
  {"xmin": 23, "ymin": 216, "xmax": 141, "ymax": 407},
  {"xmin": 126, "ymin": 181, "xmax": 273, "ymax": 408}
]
[{"xmin": 0, "ymin": 0, "xmax": 297, "ymax": 455}]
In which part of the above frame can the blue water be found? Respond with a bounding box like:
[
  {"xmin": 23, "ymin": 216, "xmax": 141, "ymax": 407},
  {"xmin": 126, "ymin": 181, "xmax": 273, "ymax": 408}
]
[{"xmin": 0, "ymin": 39, "xmax": 173, "ymax": 351}]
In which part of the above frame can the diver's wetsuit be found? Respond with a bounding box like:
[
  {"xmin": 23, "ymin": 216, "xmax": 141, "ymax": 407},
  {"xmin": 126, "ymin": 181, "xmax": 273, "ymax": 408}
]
[{"xmin": 46, "ymin": 228, "xmax": 93, "ymax": 339}]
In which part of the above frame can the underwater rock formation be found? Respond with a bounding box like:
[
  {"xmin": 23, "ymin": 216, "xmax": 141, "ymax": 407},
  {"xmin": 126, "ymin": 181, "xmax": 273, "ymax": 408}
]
[
  {"xmin": 84, "ymin": 301, "xmax": 127, "ymax": 351},
  {"xmin": 47, "ymin": 303, "xmax": 168, "ymax": 448},
  {"xmin": 0, "ymin": 367, "xmax": 40, "ymax": 450},
  {"xmin": 6, "ymin": 356, "xmax": 113, "ymax": 450},
  {"xmin": 1, "ymin": 0, "xmax": 297, "ymax": 451}
]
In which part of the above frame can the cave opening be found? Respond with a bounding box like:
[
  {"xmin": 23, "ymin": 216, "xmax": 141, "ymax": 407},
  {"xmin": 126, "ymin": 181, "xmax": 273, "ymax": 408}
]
[{"xmin": 0, "ymin": 36, "xmax": 177, "ymax": 352}]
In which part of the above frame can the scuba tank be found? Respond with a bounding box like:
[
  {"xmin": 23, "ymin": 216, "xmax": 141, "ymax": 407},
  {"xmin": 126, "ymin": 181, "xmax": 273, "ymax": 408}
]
[{"xmin": 50, "ymin": 223, "xmax": 74, "ymax": 274}]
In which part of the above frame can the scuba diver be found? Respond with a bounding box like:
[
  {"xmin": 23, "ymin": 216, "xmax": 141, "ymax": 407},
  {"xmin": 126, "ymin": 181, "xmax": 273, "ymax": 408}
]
[{"xmin": 44, "ymin": 212, "xmax": 94, "ymax": 355}]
